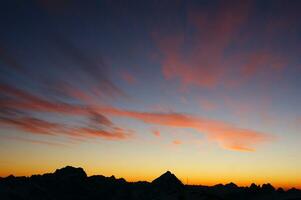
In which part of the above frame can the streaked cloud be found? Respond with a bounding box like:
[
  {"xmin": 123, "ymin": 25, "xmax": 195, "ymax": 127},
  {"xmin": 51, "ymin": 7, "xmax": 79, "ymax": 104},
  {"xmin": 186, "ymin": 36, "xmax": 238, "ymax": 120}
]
[
  {"xmin": 0, "ymin": 31, "xmax": 132, "ymax": 144},
  {"xmin": 0, "ymin": 135, "xmax": 67, "ymax": 147},
  {"xmin": 67, "ymin": 127, "xmax": 133, "ymax": 141},
  {"xmin": 153, "ymin": 0, "xmax": 294, "ymax": 90},
  {"xmin": 0, "ymin": 116, "xmax": 62, "ymax": 135},
  {"xmin": 1, "ymin": 1, "xmax": 291, "ymax": 152},
  {"xmin": 0, "ymin": 83, "xmax": 132, "ymax": 143},
  {"xmin": 96, "ymin": 106, "xmax": 274, "ymax": 151},
  {"xmin": 0, "ymin": 81, "xmax": 274, "ymax": 151}
]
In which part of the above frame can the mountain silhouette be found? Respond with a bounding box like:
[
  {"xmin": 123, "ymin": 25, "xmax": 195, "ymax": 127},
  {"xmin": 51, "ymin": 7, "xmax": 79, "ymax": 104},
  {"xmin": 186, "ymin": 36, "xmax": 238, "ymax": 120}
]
[
  {"xmin": 152, "ymin": 171, "xmax": 183, "ymax": 189},
  {"xmin": 0, "ymin": 166, "xmax": 300, "ymax": 200},
  {"xmin": 151, "ymin": 170, "xmax": 184, "ymax": 195},
  {"xmin": 54, "ymin": 166, "xmax": 87, "ymax": 179}
]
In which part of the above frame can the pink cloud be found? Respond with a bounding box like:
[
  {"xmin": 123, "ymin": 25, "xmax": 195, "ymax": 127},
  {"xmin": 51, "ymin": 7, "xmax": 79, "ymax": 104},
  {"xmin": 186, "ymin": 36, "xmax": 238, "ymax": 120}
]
[
  {"xmin": 0, "ymin": 114, "xmax": 132, "ymax": 142},
  {"xmin": 0, "ymin": 83, "xmax": 274, "ymax": 151},
  {"xmin": 70, "ymin": 127, "xmax": 133, "ymax": 140},
  {"xmin": 0, "ymin": 84, "xmax": 133, "ymax": 142},
  {"xmin": 0, "ymin": 83, "xmax": 86, "ymax": 115},
  {"xmin": 95, "ymin": 106, "xmax": 274, "ymax": 151},
  {"xmin": 0, "ymin": 117, "xmax": 62, "ymax": 135},
  {"xmin": 153, "ymin": 1, "xmax": 251, "ymax": 89},
  {"xmin": 59, "ymin": 81, "xmax": 97, "ymax": 104},
  {"xmin": 152, "ymin": 0, "xmax": 290, "ymax": 90},
  {"xmin": 172, "ymin": 140, "xmax": 182, "ymax": 145},
  {"xmin": 152, "ymin": 129, "xmax": 161, "ymax": 137}
]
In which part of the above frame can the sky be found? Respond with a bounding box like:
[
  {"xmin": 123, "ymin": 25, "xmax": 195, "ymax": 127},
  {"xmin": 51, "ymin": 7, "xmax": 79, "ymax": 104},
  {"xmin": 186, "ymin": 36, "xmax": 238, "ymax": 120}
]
[{"xmin": 0, "ymin": 0, "xmax": 301, "ymax": 189}]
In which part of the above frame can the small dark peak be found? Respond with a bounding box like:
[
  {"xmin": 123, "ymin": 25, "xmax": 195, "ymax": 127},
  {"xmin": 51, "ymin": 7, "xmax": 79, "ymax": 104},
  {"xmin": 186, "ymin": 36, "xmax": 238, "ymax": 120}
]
[
  {"xmin": 165, "ymin": 171, "xmax": 172, "ymax": 175},
  {"xmin": 108, "ymin": 175, "xmax": 116, "ymax": 182},
  {"xmin": 5, "ymin": 175, "xmax": 15, "ymax": 179},
  {"xmin": 3, "ymin": 175, "xmax": 16, "ymax": 183},
  {"xmin": 54, "ymin": 166, "xmax": 87, "ymax": 180},
  {"xmin": 261, "ymin": 183, "xmax": 275, "ymax": 192},
  {"xmin": 213, "ymin": 183, "xmax": 224, "ymax": 188},
  {"xmin": 152, "ymin": 171, "xmax": 183, "ymax": 190},
  {"xmin": 287, "ymin": 187, "xmax": 301, "ymax": 193},
  {"xmin": 250, "ymin": 183, "xmax": 260, "ymax": 191},
  {"xmin": 225, "ymin": 182, "xmax": 237, "ymax": 188},
  {"xmin": 117, "ymin": 177, "xmax": 126, "ymax": 183},
  {"xmin": 109, "ymin": 175, "xmax": 126, "ymax": 183},
  {"xmin": 276, "ymin": 187, "xmax": 285, "ymax": 193},
  {"xmin": 135, "ymin": 181, "xmax": 149, "ymax": 185}
]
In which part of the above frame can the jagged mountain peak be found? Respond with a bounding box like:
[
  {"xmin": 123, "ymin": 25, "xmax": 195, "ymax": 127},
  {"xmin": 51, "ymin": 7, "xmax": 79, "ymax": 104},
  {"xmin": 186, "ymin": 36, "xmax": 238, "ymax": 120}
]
[{"xmin": 152, "ymin": 171, "xmax": 183, "ymax": 189}]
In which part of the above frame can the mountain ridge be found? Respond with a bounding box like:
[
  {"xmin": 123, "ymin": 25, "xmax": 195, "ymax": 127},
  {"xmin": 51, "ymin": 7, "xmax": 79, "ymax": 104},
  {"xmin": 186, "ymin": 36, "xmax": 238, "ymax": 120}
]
[{"xmin": 0, "ymin": 166, "xmax": 300, "ymax": 200}]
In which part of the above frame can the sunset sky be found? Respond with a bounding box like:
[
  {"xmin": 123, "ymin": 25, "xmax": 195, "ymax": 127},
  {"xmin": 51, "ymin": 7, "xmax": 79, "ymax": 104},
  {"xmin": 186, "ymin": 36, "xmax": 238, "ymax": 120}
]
[{"xmin": 0, "ymin": 0, "xmax": 301, "ymax": 189}]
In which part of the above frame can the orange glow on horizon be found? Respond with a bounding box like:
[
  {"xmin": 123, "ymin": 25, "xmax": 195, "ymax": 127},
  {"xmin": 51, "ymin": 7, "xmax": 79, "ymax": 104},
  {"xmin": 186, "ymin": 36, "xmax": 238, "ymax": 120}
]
[{"xmin": 1, "ymin": 166, "xmax": 300, "ymax": 190}]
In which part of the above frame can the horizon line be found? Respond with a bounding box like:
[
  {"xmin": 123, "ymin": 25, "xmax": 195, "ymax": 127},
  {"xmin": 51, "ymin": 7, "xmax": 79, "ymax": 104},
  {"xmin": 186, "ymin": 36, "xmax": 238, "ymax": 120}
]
[{"xmin": 1, "ymin": 165, "xmax": 300, "ymax": 191}]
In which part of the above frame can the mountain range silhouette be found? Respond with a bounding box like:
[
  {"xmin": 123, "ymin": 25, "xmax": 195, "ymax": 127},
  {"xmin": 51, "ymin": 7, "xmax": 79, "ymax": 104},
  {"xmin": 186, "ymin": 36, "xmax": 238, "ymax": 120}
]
[{"xmin": 0, "ymin": 166, "xmax": 300, "ymax": 200}]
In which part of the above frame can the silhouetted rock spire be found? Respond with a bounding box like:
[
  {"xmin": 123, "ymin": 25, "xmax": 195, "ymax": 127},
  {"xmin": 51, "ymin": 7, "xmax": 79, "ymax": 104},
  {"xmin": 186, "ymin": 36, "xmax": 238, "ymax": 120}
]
[{"xmin": 152, "ymin": 171, "xmax": 183, "ymax": 191}]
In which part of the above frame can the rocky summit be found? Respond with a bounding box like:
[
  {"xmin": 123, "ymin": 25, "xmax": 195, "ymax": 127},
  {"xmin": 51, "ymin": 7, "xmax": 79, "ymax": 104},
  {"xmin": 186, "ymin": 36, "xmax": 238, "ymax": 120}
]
[{"xmin": 152, "ymin": 171, "xmax": 183, "ymax": 191}]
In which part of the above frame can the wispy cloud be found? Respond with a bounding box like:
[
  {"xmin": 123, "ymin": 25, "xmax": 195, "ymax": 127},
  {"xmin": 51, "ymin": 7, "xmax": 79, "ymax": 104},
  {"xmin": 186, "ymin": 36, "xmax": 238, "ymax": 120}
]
[
  {"xmin": 95, "ymin": 106, "xmax": 274, "ymax": 151},
  {"xmin": 0, "ymin": 80, "xmax": 274, "ymax": 151},
  {"xmin": 153, "ymin": 0, "xmax": 293, "ymax": 90},
  {"xmin": 0, "ymin": 116, "xmax": 62, "ymax": 135},
  {"xmin": 0, "ymin": 21, "xmax": 278, "ymax": 150},
  {"xmin": 152, "ymin": 129, "xmax": 160, "ymax": 137},
  {"xmin": 0, "ymin": 135, "xmax": 67, "ymax": 147},
  {"xmin": 172, "ymin": 140, "xmax": 182, "ymax": 145},
  {"xmin": 0, "ymin": 31, "xmax": 133, "ymax": 145},
  {"xmin": 0, "ymin": 82, "xmax": 132, "ymax": 143},
  {"xmin": 71, "ymin": 127, "xmax": 133, "ymax": 140}
]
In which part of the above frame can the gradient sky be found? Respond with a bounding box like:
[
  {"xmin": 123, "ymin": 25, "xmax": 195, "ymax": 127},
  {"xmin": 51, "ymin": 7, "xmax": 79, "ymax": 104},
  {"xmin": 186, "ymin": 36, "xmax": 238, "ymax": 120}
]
[{"xmin": 0, "ymin": 0, "xmax": 301, "ymax": 189}]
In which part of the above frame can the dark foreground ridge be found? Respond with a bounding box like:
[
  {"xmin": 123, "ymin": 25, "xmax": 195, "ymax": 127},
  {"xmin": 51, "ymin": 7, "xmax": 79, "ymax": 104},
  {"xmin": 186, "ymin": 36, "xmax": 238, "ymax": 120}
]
[{"xmin": 0, "ymin": 166, "xmax": 300, "ymax": 200}]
